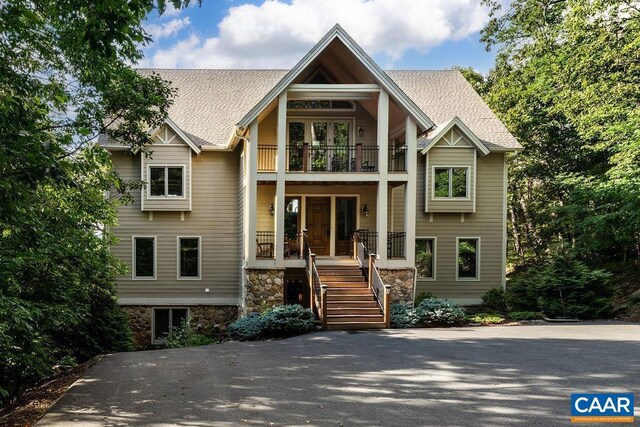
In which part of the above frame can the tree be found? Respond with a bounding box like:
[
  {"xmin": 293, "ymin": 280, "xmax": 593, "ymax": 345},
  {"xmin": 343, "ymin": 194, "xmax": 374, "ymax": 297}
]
[
  {"xmin": 0, "ymin": 0, "xmax": 196, "ymax": 403},
  {"xmin": 478, "ymin": 0, "xmax": 640, "ymax": 265}
]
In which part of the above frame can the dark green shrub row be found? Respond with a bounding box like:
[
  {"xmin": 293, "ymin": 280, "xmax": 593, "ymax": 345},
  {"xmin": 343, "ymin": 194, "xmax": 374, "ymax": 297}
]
[
  {"xmin": 507, "ymin": 254, "xmax": 613, "ymax": 319},
  {"xmin": 227, "ymin": 305, "xmax": 315, "ymax": 341},
  {"xmin": 390, "ymin": 298, "xmax": 466, "ymax": 328}
]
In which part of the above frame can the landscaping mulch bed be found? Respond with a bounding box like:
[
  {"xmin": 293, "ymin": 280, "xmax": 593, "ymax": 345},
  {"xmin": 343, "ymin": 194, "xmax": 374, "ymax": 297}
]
[{"xmin": 0, "ymin": 356, "xmax": 101, "ymax": 427}]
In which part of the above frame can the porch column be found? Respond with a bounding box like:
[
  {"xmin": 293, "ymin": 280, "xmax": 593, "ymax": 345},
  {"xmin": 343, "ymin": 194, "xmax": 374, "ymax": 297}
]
[
  {"xmin": 377, "ymin": 89, "xmax": 389, "ymax": 267},
  {"xmin": 247, "ymin": 120, "xmax": 259, "ymax": 263},
  {"xmin": 275, "ymin": 93, "xmax": 287, "ymax": 267},
  {"xmin": 404, "ymin": 117, "xmax": 417, "ymax": 266}
]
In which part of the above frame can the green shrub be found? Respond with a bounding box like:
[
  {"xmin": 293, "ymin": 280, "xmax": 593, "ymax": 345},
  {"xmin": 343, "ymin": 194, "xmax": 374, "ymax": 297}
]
[
  {"xmin": 482, "ymin": 288, "xmax": 508, "ymax": 312},
  {"xmin": 468, "ymin": 313, "xmax": 505, "ymax": 324},
  {"xmin": 164, "ymin": 319, "xmax": 215, "ymax": 349},
  {"xmin": 414, "ymin": 291, "xmax": 434, "ymax": 306},
  {"xmin": 227, "ymin": 313, "xmax": 265, "ymax": 341},
  {"xmin": 390, "ymin": 304, "xmax": 419, "ymax": 328},
  {"xmin": 227, "ymin": 305, "xmax": 314, "ymax": 341},
  {"xmin": 415, "ymin": 298, "xmax": 467, "ymax": 326},
  {"xmin": 508, "ymin": 253, "xmax": 613, "ymax": 319},
  {"xmin": 509, "ymin": 311, "xmax": 545, "ymax": 321},
  {"xmin": 261, "ymin": 305, "xmax": 315, "ymax": 337}
]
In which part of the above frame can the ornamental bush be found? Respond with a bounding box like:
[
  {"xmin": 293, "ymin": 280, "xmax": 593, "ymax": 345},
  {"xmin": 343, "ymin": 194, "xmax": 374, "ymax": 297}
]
[
  {"xmin": 468, "ymin": 313, "xmax": 505, "ymax": 324},
  {"xmin": 415, "ymin": 298, "xmax": 467, "ymax": 326},
  {"xmin": 390, "ymin": 304, "xmax": 419, "ymax": 328},
  {"xmin": 227, "ymin": 305, "xmax": 314, "ymax": 341},
  {"xmin": 481, "ymin": 288, "xmax": 508, "ymax": 312}
]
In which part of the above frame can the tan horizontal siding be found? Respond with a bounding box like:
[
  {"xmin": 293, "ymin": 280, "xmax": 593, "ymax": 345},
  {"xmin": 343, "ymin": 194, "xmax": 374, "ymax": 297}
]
[
  {"xmin": 111, "ymin": 150, "xmax": 241, "ymax": 301},
  {"xmin": 415, "ymin": 153, "xmax": 505, "ymax": 302}
]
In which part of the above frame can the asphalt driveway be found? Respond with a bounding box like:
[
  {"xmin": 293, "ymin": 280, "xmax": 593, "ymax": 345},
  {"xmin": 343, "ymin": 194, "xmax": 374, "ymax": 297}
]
[{"xmin": 39, "ymin": 323, "xmax": 640, "ymax": 426}]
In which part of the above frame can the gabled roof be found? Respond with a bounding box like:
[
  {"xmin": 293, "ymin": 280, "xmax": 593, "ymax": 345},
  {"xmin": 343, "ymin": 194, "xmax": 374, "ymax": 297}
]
[
  {"xmin": 99, "ymin": 69, "xmax": 521, "ymax": 151},
  {"xmin": 236, "ymin": 24, "xmax": 435, "ymax": 132},
  {"xmin": 420, "ymin": 116, "xmax": 490, "ymax": 156}
]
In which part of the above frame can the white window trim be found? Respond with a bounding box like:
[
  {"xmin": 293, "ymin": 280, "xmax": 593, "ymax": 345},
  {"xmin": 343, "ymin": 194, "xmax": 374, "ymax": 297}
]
[
  {"xmin": 176, "ymin": 236, "xmax": 202, "ymax": 280},
  {"xmin": 431, "ymin": 166, "xmax": 471, "ymax": 200},
  {"xmin": 456, "ymin": 237, "xmax": 481, "ymax": 281},
  {"xmin": 132, "ymin": 235, "xmax": 157, "ymax": 280},
  {"xmin": 415, "ymin": 236, "xmax": 437, "ymax": 281},
  {"xmin": 147, "ymin": 164, "xmax": 187, "ymax": 199},
  {"xmin": 151, "ymin": 307, "xmax": 190, "ymax": 344}
]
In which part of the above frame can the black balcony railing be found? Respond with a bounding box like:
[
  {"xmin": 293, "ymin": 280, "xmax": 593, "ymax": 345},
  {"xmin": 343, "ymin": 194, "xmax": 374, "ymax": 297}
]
[
  {"xmin": 257, "ymin": 145, "xmax": 277, "ymax": 171},
  {"xmin": 388, "ymin": 145, "xmax": 407, "ymax": 172},
  {"xmin": 256, "ymin": 144, "xmax": 379, "ymax": 173},
  {"xmin": 387, "ymin": 232, "xmax": 406, "ymax": 259},
  {"xmin": 256, "ymin": 231, "xmax": 275, "ymax": 259}
]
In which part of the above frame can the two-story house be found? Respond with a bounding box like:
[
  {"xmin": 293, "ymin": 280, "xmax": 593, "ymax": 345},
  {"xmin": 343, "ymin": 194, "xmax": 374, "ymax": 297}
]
[{"xmin": 102, "ymin": 25, "xmax": 522, "ymax": 348}]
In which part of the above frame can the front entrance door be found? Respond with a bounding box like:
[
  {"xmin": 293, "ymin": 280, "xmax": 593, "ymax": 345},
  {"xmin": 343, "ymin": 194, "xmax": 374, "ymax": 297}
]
[{"xmin": 306, "ymin": 197, "xmax": 330, "ymax": 255}]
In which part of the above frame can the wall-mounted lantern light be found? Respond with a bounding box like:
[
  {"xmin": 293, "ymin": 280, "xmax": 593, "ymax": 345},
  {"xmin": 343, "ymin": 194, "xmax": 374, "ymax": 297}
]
[
  {"xmin": 361, "ymin": 202, "xmax": 369, "ymax": 217},
  {"xmin": 269, "ymin": 203, "xmax": 275, "ymax": 216},
  {"xmin": 358, "ymin": 126, "xmax": 365, "ymax": 137}
]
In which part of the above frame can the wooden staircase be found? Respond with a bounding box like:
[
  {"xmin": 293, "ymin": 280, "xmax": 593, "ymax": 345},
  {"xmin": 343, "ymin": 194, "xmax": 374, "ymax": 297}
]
[{"xmin": 317, "ymin": 265, "xmax": 386, "ymax": 330}]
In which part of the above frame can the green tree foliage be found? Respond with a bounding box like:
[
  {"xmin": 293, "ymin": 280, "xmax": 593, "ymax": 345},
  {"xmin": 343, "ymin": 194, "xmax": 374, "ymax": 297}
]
[
  {"xmin": 0, "ymin": 0, "xmax": 196, "ymax": 404},
  {"xmin": 476, "ymin": 0, "xmax": 640, "ymax": 265}
]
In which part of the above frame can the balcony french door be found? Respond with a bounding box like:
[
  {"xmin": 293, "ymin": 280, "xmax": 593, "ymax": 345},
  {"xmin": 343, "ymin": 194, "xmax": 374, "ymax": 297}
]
[{"xmin": 287, "ymin": 119, "xmax": 354, "ymax": 172}]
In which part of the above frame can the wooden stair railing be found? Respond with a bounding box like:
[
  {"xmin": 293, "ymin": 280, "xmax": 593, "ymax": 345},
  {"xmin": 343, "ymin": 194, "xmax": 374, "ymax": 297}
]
[
  {"xmin": 353, "ymin": 231, "xmax": 391, "ymax": 328},
  {"xmin": 303, "ymin": 229, "xmax": 327, "ymax": 329}
]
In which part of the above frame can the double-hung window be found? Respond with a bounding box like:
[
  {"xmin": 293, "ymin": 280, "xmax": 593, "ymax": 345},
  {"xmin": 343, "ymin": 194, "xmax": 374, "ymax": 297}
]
[
  {"xmin": 178, "ymin": 237, "xmax": 201, "ymax": 279},
  {"xmin": 415, "ymin": 238, "xmax": 436, "ymax": 279},
  {"xmin": 434, "ymin": 167, "xmax": 469, "ymax": 198},
  {"xmin": 149, "ymin": 166, "xmax": 184, "ymax": 197},
  {"xmin": 457, "ymin": 238, "xmax": 479, "ymax": 280},
  {"xmin": 133, "ymin": 236, "xmax": 156, "ymax": 279}
]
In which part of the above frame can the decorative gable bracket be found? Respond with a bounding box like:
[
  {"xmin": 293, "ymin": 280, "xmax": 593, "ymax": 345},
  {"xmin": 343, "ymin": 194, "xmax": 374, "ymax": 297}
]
[{"xmin": 420, "ymin": 116, "xmax": 490, "ymax": 156}]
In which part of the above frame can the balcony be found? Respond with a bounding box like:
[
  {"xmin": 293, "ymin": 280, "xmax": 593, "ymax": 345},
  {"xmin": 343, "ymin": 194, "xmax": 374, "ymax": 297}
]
[{"xmin": 257, "ymin": 144, "xmax": 407, "ymax": 173}]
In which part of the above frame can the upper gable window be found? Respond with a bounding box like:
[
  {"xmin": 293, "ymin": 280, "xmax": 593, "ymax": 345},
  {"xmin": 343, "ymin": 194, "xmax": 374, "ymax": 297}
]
[
  {"xmin": 149, "ymin": 166, "xmax": 184, "ymax": 197},
  {"xmin": 434, "ymin": 167, "xmax": 468, "ymax": 199},
  {"xmin": 287, "ymin": 100, "xmax": 354, "ymax": 110}
]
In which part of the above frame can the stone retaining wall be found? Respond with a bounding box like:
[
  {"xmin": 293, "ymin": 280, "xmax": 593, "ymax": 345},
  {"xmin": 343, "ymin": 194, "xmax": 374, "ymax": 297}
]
[
  {"xmin": 379, "ymin": 268, "xmax": 415, "ymax": 304},
  {"xmin": 244, "ymin": 269, "xmax": 285, "ymax": 314},
  {"xmin": 121, "ymin": 305, "xmax": 239, "ymax": 350}
]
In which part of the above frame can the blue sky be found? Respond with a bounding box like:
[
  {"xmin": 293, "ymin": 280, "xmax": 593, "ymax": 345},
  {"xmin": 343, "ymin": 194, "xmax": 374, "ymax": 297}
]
[{"xmin": 141, "ymin": 0, "xmax": 497, "ymax": 73}]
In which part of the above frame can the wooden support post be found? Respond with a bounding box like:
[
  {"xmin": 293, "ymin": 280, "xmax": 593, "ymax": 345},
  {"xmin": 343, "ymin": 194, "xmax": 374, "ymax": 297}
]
[
  {"xmin": 303, "ymin": 143, "xmax": 309, "ymax": 172},
  {"xmin": 321, "ymin": 285, "xmax": 328, "ymax": 330},
  {"xmin": 352, "ymin": 232, "xmax": 358, "ymax": 260},
  {"xmin": 383, "ymin": 285, "xmax": 391, "ymax": 328},
  {"xmin": 355, "ymin": 142, "xmax": 363, "ymax": 172}
]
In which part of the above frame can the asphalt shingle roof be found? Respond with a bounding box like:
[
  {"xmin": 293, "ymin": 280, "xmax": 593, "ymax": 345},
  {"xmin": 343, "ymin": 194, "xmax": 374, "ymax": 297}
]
[{"xmin": 107, "ymin": 68, "xmax": 520, "ymax": 150}]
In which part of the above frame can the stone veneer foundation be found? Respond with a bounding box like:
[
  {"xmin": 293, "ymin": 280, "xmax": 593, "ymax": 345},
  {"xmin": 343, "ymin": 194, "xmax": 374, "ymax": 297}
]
[
  {"xmin": 244, "ymin": 269, "xmax": 285, "ymax": 314},
  {"xmin": 121, "ymin": 305, "xmax": 239, "ymax": 350},
  {"xmin": 379, "ymin": 268, "xmax": 415, "ymax": 304}
]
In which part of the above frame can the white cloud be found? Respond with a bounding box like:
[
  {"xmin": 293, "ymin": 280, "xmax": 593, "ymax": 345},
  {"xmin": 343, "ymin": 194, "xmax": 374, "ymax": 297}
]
[
  {"xmin": 145, "ymin": 17, "xmax": 191, "ymax": 40},
  {"xmin": 141, "ymin": 0, "xmax": 491, "ymax": 68}
]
